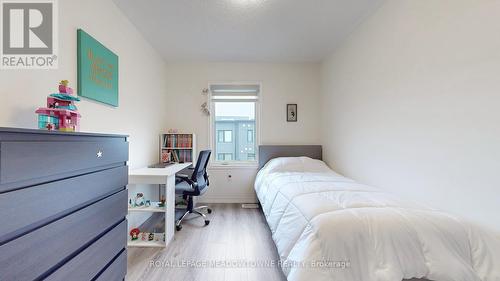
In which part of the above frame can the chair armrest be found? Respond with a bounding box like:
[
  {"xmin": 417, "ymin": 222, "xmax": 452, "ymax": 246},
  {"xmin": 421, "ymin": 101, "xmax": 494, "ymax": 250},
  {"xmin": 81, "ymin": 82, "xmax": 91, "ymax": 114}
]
[{"xmin": 176, "ymin": 175, "xmax": 195, "ymax": 186}]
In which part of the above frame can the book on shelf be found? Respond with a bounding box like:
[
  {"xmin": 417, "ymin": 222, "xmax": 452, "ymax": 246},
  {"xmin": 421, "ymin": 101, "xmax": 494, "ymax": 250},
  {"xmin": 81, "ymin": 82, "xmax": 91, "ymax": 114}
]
[
  {"xmin": 161, "ymin": 133, "xmax": 195, "ymax": 164},
  {"xmin": 163, "ymin": 134, "xmax": 193, "ymax": 148},
  {"xmin": 161, "ymin": 149, "xmax": 193, "ymax": 163},
  {"xmin": 172, "ymin": 150, "xmax": 179, "ymax": 162}
]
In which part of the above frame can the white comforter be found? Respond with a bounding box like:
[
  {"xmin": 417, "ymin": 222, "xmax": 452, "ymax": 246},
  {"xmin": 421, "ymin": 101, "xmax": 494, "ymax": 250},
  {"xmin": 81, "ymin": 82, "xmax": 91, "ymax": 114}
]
[{"xmin": 255, "ymin": 157, "xmax": 500, "ymax": 281}]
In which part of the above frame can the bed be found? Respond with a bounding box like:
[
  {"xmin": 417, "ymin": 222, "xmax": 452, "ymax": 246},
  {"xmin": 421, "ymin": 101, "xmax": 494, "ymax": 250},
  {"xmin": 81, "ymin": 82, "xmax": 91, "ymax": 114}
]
[{"xmin": 255, "ymin": 145, "xmax": 500, "ymax": 281}]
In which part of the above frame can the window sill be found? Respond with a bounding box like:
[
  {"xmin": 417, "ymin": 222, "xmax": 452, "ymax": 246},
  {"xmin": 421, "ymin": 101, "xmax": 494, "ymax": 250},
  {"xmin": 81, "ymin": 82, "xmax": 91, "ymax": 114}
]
[{"xmin": 209, "ymin": 162, "xmax": 259, "ymax": 170}]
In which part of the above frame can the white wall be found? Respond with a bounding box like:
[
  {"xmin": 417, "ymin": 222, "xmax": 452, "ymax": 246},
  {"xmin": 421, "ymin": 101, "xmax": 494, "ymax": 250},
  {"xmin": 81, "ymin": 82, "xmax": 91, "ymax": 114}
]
[
  {"xmin": 0, "ymin": 0, "xmax": 168, "ymax": 227},
  {"xmin": 321, "ymin": 0, "xmax": 500, "ymax": 231},
  {"xmin": 165, "ymin": 62, "xmax": 321, "ymax": 202},
  {"xmin": 0, "ymin": 0, "xmax": 167, "ymax": 168}
]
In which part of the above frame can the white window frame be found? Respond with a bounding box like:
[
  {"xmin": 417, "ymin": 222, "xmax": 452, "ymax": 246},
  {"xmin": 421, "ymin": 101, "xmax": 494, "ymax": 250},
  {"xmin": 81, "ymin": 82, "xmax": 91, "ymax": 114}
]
[{"xmin": 208, "ymin": 82, "xmax": 261, "ymax": 168}]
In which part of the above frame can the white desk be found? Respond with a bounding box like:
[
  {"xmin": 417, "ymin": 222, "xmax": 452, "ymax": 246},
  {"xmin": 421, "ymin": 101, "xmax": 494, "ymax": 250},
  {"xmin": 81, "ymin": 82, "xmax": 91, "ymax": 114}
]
[{"xmin": 127, "ymin": 163, "xmax": 191, "ymax": 248}]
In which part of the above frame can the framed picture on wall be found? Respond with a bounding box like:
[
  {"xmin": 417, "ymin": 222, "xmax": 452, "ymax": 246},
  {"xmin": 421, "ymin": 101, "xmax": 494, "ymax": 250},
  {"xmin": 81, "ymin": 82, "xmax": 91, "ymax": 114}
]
[
  {"xmin": 287, "ymin": 104, "xmax": 297, "ymax": 122},
  {"xmin": 77, "ymin": 29, "xmax": 119, "ymax": 107}
]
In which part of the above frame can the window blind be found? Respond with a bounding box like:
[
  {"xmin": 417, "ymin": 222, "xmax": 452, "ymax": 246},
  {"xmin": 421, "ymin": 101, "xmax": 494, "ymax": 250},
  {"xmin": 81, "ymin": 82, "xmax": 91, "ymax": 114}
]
[{"xmin": 210, "ymin": 84, "xmax": 260, "ymax": 101}]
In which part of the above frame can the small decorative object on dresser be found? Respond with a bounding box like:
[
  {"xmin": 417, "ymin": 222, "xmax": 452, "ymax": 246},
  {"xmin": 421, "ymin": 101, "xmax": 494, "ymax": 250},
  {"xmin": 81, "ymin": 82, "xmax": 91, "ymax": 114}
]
[
  {"xmin": 35, "ymin": 80, "xmax": 81, "ymax": 132},
  {"xmin": 287, "ymin": 104, "xmax": 298, "ymax": 122}
]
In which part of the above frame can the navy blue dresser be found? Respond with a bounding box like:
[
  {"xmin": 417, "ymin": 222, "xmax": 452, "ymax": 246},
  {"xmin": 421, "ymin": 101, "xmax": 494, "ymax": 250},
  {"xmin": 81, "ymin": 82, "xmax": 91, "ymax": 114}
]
[{"xmin": 0, "ymin": 128, "xmax": 128, "ymax": 281}]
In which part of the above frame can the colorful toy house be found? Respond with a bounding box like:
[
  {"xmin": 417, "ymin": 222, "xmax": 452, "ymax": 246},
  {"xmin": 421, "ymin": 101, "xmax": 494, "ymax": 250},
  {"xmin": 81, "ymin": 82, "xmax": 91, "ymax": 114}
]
[{"xmin": 36, "ymin": 81, "xmax": 81, "ymax": 132}]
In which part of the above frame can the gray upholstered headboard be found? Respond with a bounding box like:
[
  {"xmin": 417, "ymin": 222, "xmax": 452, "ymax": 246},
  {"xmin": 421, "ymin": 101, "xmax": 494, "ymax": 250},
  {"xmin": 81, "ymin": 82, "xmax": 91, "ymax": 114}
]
[{"xmin": 258, "ymin": 145, "xmax": 322, "ymax": 169}]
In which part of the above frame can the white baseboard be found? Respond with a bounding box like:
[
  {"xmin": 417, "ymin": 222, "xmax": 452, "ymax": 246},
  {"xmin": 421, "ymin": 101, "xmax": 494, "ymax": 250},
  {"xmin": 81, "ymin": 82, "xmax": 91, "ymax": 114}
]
[{"xmin": 197, "ymin": 197, "xmax": 258, "ymax": 204}]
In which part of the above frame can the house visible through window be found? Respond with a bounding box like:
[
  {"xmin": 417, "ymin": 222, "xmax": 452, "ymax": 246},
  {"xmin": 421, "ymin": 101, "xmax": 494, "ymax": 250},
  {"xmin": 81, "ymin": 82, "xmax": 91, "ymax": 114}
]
[
  {"xmin": 210, "ymin": 84, "xmax": 259, "ymax": 164},
  {"xmin": 217, "ymin": 130, "xmax": 233, "ymax": 143},
  {"xmin": 247, "ymin": 130, "xmax": 254, "ymax": 143},
  {"xmin": 217, "ymin": 153, "xmax": 233, "ymax": 161}
]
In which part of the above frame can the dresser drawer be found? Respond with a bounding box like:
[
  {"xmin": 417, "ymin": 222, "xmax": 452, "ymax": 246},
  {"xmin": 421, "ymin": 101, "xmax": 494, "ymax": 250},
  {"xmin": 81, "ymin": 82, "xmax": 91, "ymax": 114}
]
[
  {"xmin": 95, "ymin": 249, "xmax": 127, "ymax": 281},
  {"xmin": 45, "ymin": 220, "xmax": 127, "ymax": 281},
  {"xmin": 0, "ymin": 140, "xmax": 128, "ymax": 192},
  {"xmin": 0, "ymin": 166, "xmax": 127, "ymax": 244},
  {"xmin": 0, "ymin": 190, "xmax": 127, "ymax": 281}
]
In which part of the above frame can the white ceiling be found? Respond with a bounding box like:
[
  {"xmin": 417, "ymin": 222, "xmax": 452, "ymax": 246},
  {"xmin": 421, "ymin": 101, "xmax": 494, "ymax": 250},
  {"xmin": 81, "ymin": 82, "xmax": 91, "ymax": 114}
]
[{"xmin": 113, "ymin": 0, "xmax": 383, "ymax": 63}]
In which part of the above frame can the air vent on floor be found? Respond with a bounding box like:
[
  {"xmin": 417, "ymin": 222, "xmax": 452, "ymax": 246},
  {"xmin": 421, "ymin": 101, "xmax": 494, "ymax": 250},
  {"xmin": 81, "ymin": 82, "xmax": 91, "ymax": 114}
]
[{"xmin": 241, "ymin": 203, "xmax": 260, "ymax": 209}]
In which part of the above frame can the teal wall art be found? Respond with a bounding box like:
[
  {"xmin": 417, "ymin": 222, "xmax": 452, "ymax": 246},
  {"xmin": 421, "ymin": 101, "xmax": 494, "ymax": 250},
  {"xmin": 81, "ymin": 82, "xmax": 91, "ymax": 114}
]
[{"xmin": 77, "ymin": 29, "xmax": 119, "ymax": 107}]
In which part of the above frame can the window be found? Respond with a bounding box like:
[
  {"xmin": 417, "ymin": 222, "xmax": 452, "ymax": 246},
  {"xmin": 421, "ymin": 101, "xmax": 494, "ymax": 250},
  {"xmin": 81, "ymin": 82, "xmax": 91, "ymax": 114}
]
[
  {"xmin": 210, "ymin": 84, "xmax": 259, "ymax": 164},
  {"xmin": 217, "ymin": 130, "xmax": 233, "ymax": 143},
  {"xmin": 217, "ymin": 153, "xmax": 233, "ymax": 161},
  {"xmin": 247, "ymin": 130, "xmax": 254, "ymax": 143},
  {"xmin": 224, "ymin": 131, "xmax": 232, "ymax": 142}
]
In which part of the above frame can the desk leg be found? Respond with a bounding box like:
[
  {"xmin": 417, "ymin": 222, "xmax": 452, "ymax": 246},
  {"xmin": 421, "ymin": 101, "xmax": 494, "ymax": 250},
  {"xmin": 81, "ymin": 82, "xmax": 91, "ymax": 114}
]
[{"xmin": 165, "ymin": 175, "xmax": 175, "ymax": 247}]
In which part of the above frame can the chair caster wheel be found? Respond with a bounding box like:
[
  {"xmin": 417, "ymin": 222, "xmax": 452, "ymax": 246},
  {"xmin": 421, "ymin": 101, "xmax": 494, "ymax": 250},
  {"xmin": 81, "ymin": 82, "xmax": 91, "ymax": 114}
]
[
  {"xmin": 205, "ymin": 220, "xmax": 210, "ymax": 226},
  {"xmin": 207, "ymin": 208, "xmax": 212, "ymax": 214},
  {"xmin": 176, "ymin": 225, "xmax": 182, "ymax": 231}
]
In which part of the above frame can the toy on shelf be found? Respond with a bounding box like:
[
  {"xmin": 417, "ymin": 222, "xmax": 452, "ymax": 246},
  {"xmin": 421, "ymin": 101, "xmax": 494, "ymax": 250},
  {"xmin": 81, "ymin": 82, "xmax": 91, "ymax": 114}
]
[
  {"xmin": 158, "ymin": 195, "xmax": 166, "ymax": 207},
  {"xmin": 129, "ymin": 195, "xmax": 157, "ymax": 209},
  {"xmin": 134, "ymin": 193, "xmax": 145, "ymax": 207},
  {"xmin": 130, "ymin": 228, "xmax": 140, "ymax": 241},
  {"xmin": 161, "ymin": 150, "xmax": 171, "ymax": 163},
  {"xmin": 35, "ymin": 80, "xmax": 81, "ymax": 132}
]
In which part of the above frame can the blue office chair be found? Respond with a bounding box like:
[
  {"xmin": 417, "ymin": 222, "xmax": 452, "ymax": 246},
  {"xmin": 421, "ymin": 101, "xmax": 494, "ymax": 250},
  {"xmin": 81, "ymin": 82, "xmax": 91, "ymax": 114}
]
[{"xmin": 175, "ymin": 150, "xmax": 212, "ymax": 231}]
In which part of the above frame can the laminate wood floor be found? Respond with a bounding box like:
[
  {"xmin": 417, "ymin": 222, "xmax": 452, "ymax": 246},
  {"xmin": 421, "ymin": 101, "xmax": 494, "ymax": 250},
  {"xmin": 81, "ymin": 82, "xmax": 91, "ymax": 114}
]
[
  {"xmin": 127, "ymin": 204, "xmax": 432, "ymax": 281},
  {"xmin": 127, "ymin": 203, "xmax": 287, "ymax": 281}
]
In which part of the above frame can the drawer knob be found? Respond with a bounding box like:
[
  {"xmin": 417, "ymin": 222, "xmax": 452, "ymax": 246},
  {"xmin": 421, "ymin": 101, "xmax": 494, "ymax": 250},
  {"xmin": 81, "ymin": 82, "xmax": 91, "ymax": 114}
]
[{"xmin": 97, "ymin": 150, "xmax": 103, "ymax": 158}]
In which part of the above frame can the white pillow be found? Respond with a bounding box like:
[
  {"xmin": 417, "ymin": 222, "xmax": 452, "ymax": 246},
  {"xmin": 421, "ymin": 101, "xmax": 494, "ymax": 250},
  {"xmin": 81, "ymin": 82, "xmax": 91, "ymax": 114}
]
[{"xmin": 261, "ymin": 156, "xmax": 332, "ymax": 174}]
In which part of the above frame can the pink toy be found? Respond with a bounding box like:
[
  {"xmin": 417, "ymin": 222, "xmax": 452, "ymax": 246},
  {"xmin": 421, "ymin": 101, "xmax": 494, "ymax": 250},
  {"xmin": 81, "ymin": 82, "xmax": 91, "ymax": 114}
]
[
  {"xmin": 35, "ymin": 108, "xmax": 81, "ymax": 132},
  {"xmin": 59, "ymin": 85, "xmax": 74, "ymax": 95},
  {"xmin": 36, "ymin": 80, "xmax": 81, "ymax": 132},
  {"xmin": 59, "ymin": 84, "xmax": 67, "ymax": 93},
  {"xmin": 58, "ymin": 80, "xmax": 74, "ymax": 95},
  {"xmin": 46, "ymin": 123, "xmax": 55, "ymax": 131}
]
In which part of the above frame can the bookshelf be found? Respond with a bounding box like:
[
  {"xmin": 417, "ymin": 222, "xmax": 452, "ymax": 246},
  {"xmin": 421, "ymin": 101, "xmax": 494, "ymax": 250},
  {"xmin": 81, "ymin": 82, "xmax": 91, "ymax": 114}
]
[{"xmin": 160, "ymin": 133, "xmax": 196, "ymax": 164}]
